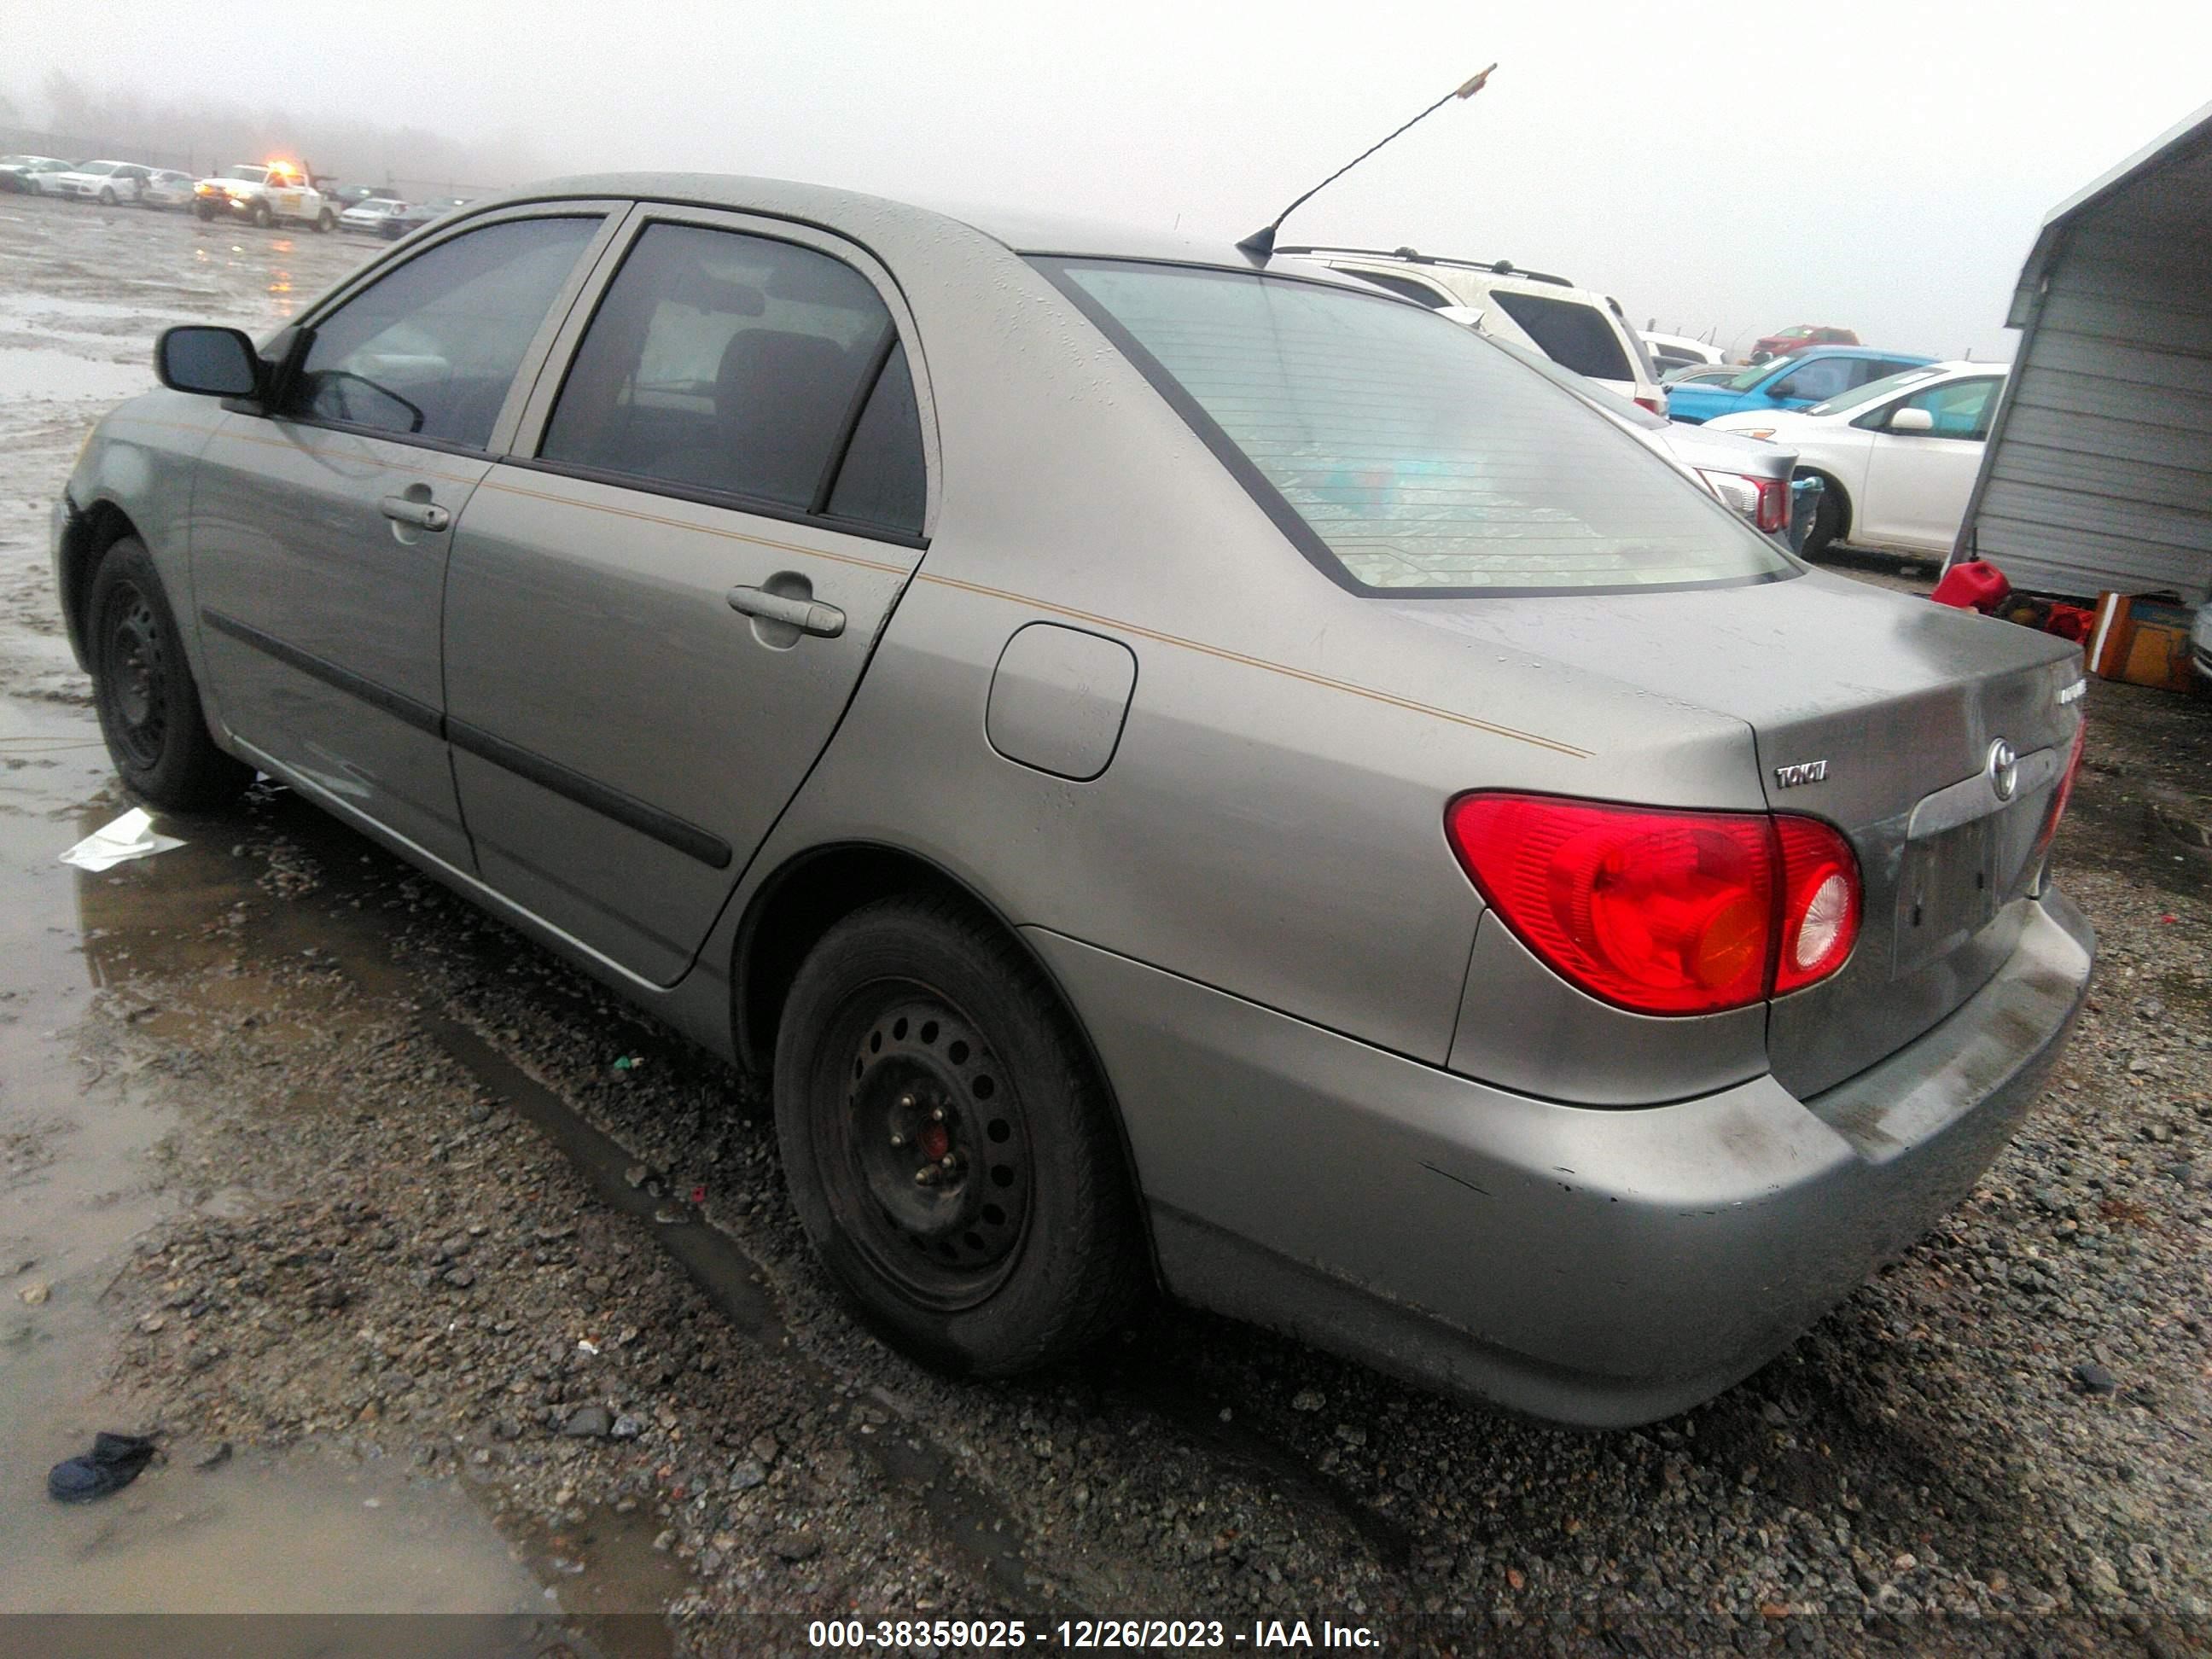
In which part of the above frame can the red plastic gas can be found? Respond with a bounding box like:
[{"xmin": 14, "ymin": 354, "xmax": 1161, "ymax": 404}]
[{"xmin": 1931, "ymin": 558, "xmax": 2010, "ymax": 612}]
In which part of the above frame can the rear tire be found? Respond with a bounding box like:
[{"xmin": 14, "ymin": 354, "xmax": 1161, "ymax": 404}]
[
  {"xmin": 774, "ymin": 894, "xmax": 1145, "ymax": 1377},
  {"xmin": 314, "ymin": 208, "xmax": 334, "ymax": 233},
  {"xmin": 1802, "ymin": 483, "xmax": 1843, "ymax": 557},
  {"xmin": 98, "ymin": 187, "xmax": 116, "ymax": 206},
  {"xmin": 86, "ymin": 538, "xmax": 251, "ymax": 812}
]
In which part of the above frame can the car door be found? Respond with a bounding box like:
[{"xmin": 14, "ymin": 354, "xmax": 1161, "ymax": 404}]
[
  {"xmin": 441, "ymin": 209, "xmax": 934, "ymax": 985},
  {"xmin": 189, "ymin": 207, "xmax": 617, "ymax": 867},
  {"xmin": 1852, "ymin": 375, "xmax": 2002, "ymax": 551}
]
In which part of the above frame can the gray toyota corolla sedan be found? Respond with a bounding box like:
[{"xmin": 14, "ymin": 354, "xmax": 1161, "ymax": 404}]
[{"xmin": 52, "ymin": 176, "xmax": 2093, "ymax": 1426}]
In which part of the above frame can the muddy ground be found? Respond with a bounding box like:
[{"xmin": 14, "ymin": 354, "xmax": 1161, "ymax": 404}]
[{"xmin": 1, "ymin": 191, "xmax": 2209, "ymax": 1658}]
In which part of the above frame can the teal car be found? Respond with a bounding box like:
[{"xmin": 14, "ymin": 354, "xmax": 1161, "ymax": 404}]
[{"xmin": 1667, "ymin": 346, "xmax": 1934, "ymax": 425}]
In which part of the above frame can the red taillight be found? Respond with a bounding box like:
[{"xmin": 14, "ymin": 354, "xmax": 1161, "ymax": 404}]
[
  {"xmin": 1444, "ymin": 793, "xmax": 1862, "ymax": 1015},
  {"xmin": 1773, "ymin": 817, "xmax": 1860, "ymax": 993},
  {"xmin": 1751, "ymin": 475, "xmax": 1790, "ymax": 535},
  {"xmin": 2031, "ymin": 718, "xmax": 2087, "ymax": 869}
]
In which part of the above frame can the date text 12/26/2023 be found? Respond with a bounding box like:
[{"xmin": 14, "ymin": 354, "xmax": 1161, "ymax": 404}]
[{"xmin": 806, "ymin": 1617, "xmax": 1382, "ymax": 1650}]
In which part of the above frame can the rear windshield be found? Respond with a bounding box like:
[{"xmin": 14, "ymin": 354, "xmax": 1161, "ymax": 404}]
[
  {"xmin": 1045, "ymin": 260, "xmax": 1794, "ymax": 596},
  {"xmin": 1485, "ymin": 288, "xmax": 1633, "ymax": 381}
]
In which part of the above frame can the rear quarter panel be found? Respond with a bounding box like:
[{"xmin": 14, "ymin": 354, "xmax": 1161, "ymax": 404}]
[{"xmin": 742, "ymin": 231, "xmax": 1766, "ymax": 1065}]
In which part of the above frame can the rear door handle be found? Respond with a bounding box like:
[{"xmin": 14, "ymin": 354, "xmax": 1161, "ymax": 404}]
[
  {"xmin": 379, "ymin": 496, "xmax": 450, "ymax": 533},
  {"xmin": 726, "ymin": 585, "xmax": 845, "ymax": 638}
]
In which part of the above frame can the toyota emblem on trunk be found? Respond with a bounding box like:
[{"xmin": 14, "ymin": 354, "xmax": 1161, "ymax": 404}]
[{"xmin": 1988, "ymin": 738, "xmax": 2019, "ymax": 801}]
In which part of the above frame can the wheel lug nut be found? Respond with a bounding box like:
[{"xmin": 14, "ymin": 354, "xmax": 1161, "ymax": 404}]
[
  {"xmin": 930, "ymin": 1105, "xmax": 946, "ymax": 1122},
  {"xmin": 889, "ymin": 1132, "xmax": 905, "ymax": 1148},
  {"xmin": 897, "ymin": 1092, "xmax": 916, "ymax": 1110},
  {"xmin": 939, "ymin": 1153, "xmax": 956, "ymax": 1169}
]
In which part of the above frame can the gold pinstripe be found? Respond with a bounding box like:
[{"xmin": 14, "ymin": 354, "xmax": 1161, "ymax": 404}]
[{"xmin": 119, "ymin": 419, "xmax": 1591, "ymax": 758}]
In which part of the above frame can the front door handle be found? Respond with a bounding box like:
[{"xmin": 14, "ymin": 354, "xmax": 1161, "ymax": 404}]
[
  {"xmin": 379, "ymin": 495, "xmax": 451, "ymax": 533},
  {"xmin": 727, "ymin": 585, "xmax": 845, "ymax": 638}
]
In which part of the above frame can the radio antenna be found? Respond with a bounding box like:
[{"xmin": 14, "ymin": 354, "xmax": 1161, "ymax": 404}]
[{"xmin": 1237, "ymin": 65, "xmax": 1497, "ymax": 260}]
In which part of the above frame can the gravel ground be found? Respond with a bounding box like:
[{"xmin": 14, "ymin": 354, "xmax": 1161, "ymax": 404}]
[{"xmin": 2, "ymin": 195, "xmax": 2209, "ymax": 1656}]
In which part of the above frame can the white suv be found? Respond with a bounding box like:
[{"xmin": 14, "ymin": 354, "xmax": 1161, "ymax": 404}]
[{"xmin": 1280, "ymin": 244, "xmax": 1667, "ymax": 413}]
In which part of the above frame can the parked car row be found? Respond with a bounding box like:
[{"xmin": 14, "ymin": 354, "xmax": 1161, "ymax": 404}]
[
  {"xmin": 1, "ymin": 154, "xmax": 195, "ymax": 207},
  {"xmin": 1, "ymin": 151, "xmax": 469, "ymax": 240}
]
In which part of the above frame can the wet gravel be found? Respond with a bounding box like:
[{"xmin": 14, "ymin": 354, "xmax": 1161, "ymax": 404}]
[{"xmin": 3, "ymin": 195, "xmax": 2211, "ymax": 1655}]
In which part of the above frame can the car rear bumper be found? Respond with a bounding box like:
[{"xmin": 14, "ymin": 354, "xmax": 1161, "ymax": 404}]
[{"xmin": 1032, "ymin": 886, "xmax": 2093, "ymax": 1427}]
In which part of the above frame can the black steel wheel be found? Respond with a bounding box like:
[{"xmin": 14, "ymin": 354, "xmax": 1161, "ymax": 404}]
[
  {"xmin": 775, "ymin": 893, "xmax": 1144, "ymax": 1376},
  {"xmin": 827, "ymin": 989, "xmax": 1033, "ymax": 1307},
  {"xmin": 86, "ymin": 538, "xmax": 251, "ymax": 812}
]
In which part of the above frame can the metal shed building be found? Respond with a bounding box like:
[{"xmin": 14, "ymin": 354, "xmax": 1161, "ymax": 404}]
[{"xmin": 1953, "ymin": 100, "xmax": 2212, "ymax": 604}]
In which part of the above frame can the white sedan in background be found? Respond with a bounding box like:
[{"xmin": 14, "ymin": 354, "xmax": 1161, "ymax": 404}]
[
  {"xmin": 337, "ymin": 195, "xmax": 410, "ymax": 233},
  {"xmin": 140, "ymin": 169, "xmax": 196, "ymax": 210},
  {"xmin": 1705, "ymin": 361, "xmax": 2008, "ymax": 558},
  {"xmin": 44, "ymin": 160, "xmax": 153, "ymax": 205},
  {"xmin": 1641, "ymin": 329, "xmax": 1726, "ymax": 378}
]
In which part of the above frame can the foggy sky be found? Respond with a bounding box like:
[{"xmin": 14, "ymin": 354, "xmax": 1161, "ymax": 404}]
[{"xmin": 7, "ymin": 0, "xmax": 2207, "ymax": 360}]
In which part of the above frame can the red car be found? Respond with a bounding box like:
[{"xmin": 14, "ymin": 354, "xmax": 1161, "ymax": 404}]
[{"xmin": 1750, "ymin": 323, "xmax": 1860, "ymax": 363}]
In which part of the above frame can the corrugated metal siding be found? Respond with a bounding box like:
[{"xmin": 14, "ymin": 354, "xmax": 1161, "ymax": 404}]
[{"xmin": 1973, "ymin": 183, "xmax": 2212, "ymax": 602}]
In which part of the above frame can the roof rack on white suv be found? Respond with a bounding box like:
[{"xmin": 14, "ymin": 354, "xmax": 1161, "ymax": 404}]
[
  {"xmin": 1276, "ymin": 243, "xmax": 1575, "ymax": 288},
  {"xmin": 1281, "ymin": 245, "xmax": 1666, "ymax": 414}
]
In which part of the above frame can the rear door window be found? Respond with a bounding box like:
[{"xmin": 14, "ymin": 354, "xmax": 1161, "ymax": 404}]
[
  {"xmin": 1047, "ymin": 259, "xmax": 1791, "ymax": 596},
  {"xmin": 1483, "ymin": 289, "xmax": 1633, "ymax": 381},
  {"xmin": 290, "ymin": 215, "xmax": 602, "ymax": 449},
  {"xmin": 540, "ymin": 223, "xmax": 917, "ymax": 520}
]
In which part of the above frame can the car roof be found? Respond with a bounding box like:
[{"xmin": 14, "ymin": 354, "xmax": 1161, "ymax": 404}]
[
  {"xmin": 470, "ymin": 172, "xmax": 1278, "ymax": 271},
  {"xmin": 1778, "ymin": 345, "xmax": 1933, "ymax": 361}
]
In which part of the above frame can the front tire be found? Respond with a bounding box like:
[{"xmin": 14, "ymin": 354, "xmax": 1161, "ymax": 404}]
[
  {"xmin": 87, "ymin": 538, "xmax": 251, "ymax": 812},
  {"xmin": 774, "ymin": 894, "xmax": 1145, "ymax": 1377},
  {"xmin": 98, "ymin": 187, "xmax": 117, "ymax": 206},
  {"xmin": 250, "ymin": 200, "xmax": 271, "ymax": 229}
]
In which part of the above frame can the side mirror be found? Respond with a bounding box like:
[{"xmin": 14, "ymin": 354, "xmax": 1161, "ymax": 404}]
[
  {"xmin": 1888, "ymin": 405, "xmax": 1936, "ymax": 434},
  {"xmin": 155, "ymin": 326, "xmax": 261, "ymax": 399}
]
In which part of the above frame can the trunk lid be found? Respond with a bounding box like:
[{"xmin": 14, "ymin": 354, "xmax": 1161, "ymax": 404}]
[{"xmin": 1386, "ymin": 568, "xmax": 2085, "ymax": 1095}]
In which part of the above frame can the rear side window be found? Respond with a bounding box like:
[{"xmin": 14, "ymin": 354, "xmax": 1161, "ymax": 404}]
[
  {"xmin": 1485, "ymin": 289, "xmax": 1633, "ymax": 381},
  {"xmin": 293, "ymin": 215, "xmax": 600, "ymax": 449},
  {"xmin": 541, "ymin": 224, "xmax": 908, "ymax": 517},
  {"xmin": 825, "ymin": 341, "xmax": 926, "ymax": 533},
  {"xmin": 1048, "ymin": 260, "xmax": 1791, "ymax": 596}
]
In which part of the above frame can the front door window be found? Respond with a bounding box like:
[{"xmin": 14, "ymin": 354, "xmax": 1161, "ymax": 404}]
[{"xmin": 288, "ymin": 215, "xmax": 602, "ymax": 448}]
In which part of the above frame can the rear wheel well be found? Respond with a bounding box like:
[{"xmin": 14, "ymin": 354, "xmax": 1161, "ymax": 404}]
[
  {"xmin": 736, "ymin": 845, "xmax": 998, "ymax": 1074},
  {"xmin": 61, "ymin": 501, "xmax": 143, "ymax": 659},
  {"xmin": 733, "ymin": 843, "xmax": 1158, "ymax": 1283},
  {"xmin": 1800, "ymin": 469, "xmax": 1851, "ymax": 541}
]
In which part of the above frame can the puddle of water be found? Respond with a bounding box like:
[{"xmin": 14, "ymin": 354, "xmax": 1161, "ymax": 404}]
[
  {"xmin": 7, "ymin": 1444, "xmax": 544, "ymax": 1615},
  {"xmin": 0, "ymin": 703, "xmax": 605, "ymax": 1633}
]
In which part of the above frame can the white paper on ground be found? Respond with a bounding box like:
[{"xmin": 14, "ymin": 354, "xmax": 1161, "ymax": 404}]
[{"xmin": 58, "ymin": 807, "xmax": 185, "ymax": 872}]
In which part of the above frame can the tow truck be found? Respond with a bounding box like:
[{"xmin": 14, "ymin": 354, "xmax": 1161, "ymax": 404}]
[{"xmin": 193, "ymin": 160, "xmax": 335, "ymax": 231}]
